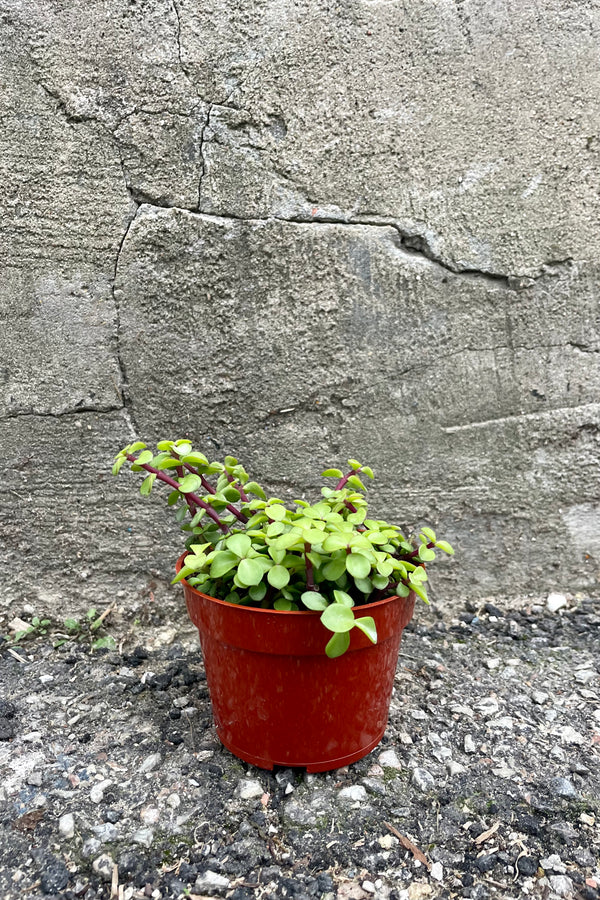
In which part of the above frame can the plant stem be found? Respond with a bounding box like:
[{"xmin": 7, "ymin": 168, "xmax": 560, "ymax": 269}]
[
  {"xmin": 227, "ymin": 471, "xmax": 249, "ymax": 503},
  {"xmin": 175, "ymin": 455, "xmax": 248, "ymax": 524},
  {"xmin": 334, "ymin": 469, "xmax": 360, "ymax": 514},
  {"xmin": 407, "ymin": 541, "xmax": 435, "ymax": 560},
  {"xmin": 304, "ymin": 542, "xmax": 316, "ymax": 590},
  {"xmin": 126, "ymin": 454, "xmax": 229, "ymax": 532}
]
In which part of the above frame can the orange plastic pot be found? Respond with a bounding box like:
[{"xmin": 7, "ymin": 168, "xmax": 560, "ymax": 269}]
[{"xmin": 177, "ymin": 554, "xmax": 415, "ymax": 772}]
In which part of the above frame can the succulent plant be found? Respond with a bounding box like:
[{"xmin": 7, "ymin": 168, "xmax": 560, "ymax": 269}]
[{"xmin": 113, "ymin": 440, "xmax": 454, "ymax": 656}]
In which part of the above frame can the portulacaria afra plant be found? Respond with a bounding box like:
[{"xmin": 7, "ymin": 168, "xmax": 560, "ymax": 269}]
[{"xmin": 113, "ymin": 440, "xmax": 454, "ymax": 657}]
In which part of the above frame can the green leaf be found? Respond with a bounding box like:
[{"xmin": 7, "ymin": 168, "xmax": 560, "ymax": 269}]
[
  {"xmin": 371, "ymin": 574, "xmax": 389, "ymax": 590},
  {"xmin": 301, "ymin": 528, "xmax": 326, "ymax": 545},
  {"xmin": 237, "ymin": 557, "xmax": 264, "ymax": 586},
  {"xmin": 167, "ymin": 490, "xmax": 180, "ymax": 506},
  {"xmin": 210, "ymin": 550, "xmax": 239, "ymax": 578},
  {"xmin": 321, "ymin": 604, "xmax": 355, "ymax": 632},
  {"xmin": 354, "ymin": 616, "xmax": 377, "ymax": 643},
  {"xmin": 224, "ymin": 455, "xmax": 238, "ymax": 468},
  {"xmin": 322, "ymin": 534, "xmax": 350, "ymax": 553},
  {"xmin": 92, "ymin": 635, "xmax": 116, "ymax": 651},
  {"xmin": 362, "ymin": 466, "xmax": 374, "ymax": 479},
  {"xmin": 322, "ymin": 556, "xmax": 347, "ymax": 581},
  {"xmin": 136, "ymin": 450, "xmax": 153, "ymax": 465},
  {"xmin": 345, "ymin": 552, "xmax": 371, "ymax": 579},
  {"xmin": 321, "ymin": 604, "xmax": 354, "ymax": 632},
  {"xmin": 411, "ymin": 582, "xmax": 429, "ymax": 603},
  {"xmin": 245, "ymin": 482, "xmax": 266, "ymax": 499},
  {"xmin": 321, "ymin": 468, "xmax": 343, "ymax": 478},
  {"xmin": 325, "ymin": 631, "xmax": 351, "ymax": 658},
  {"xmin": 435, "ymin": 540, "xmax": 455, "ymax": 555},
  {"xmin": 418, "ymin": 546, "xmax": 436, "ymax": 562},
  {"xmin": 226, "ymin": 533, "xmax": 252, "ymax": 557},
  {"xmin": 265, "ymin": 503, "xmax": 287, "ymax": 522},
  {"xmin": 376, "ymin": 559, "xmax": 394, "ymax": 577},
  {"xmin": 410, "ymin": 566, "xmax": 428, "ymax": 583},
  {"xmin": 301, "ymin": 591, "xmax": 328, "ymax": 611},
  {"xmin": 395, "ymin": 582, "xmax": 411, "ymax": 597},
  {"xmin": 174, "ymin": 441, "xmax": 192, "ymax": 456},
  {"xmin": 268, "ymin": 546, "xmax": 286, "ymax": 565},
  {"xmin": 354, "ymin": 577, "xmax": 372, "ymax": 594},
  {"xmin": 270, "ymin": 532, "xmax": 302, "ymax": 551},
  {"xmin": 181, "ymin": 452, "xmax": 209, "ymax": 466},
  {"xmin": 249, "ymin": 583, "xmax": 267, "ymax": 602},
  {"xmin": 274, "ymin": 598, "xmax": 293, "ymax": 611},
  {"xmin": 112, "ymin": 455, "xmax": 127, "ymax": 475},
  {"xmin": 347, "ymin": 459, "xmax": 362, "ymax": 470},
  {"xmin": 128, "ymin": 441, "xmax": 147, "ymax": 453},
  {"xmin": 140, "ymin": 474, "xmax": 156, "ymax": 496},
  {"xmin": 179, "ymin": 473, "xmax": 202, "ymax": 493},
  {"xmin": 175, "ymin": 506, "xmax": 188, "ymax": 522},
  {"xmin": 333, "ymin": 589, "xmax": 354, "ymax": 607},
  {"xmin": 266, "ymin": 521, "xmax": 286, "ymax": 537},
  {"xmin": 171, "ymin": 565, "xmax": 193, "ymax": 584},
  {"xmin": 347, "ymin": 474, "xmax": 366, "ymax": 491},
  {"xmin": 185, "ymin": 553, "xmax": 207, "ymax": 572},
  {"xmin": 347, "ymin": 508, "xmax": 367, "ymax": 525},
  {"xmin": 420, "ymin": 526, "xmax": 436, "ymax": 543},
  {"xmin": 267, "ymin": 565, "xmax": 290, "ymax": 589},
  {"xmin": 156, "ymin": 440, "xmax": 174, "ymax": 451},
  {"xmin": 222, "ymin": 484, "xmax": 241, "ymax": 502},
  {"xmin": 64, "ymin": 618, "xmax": 80, "ymax": 631}
]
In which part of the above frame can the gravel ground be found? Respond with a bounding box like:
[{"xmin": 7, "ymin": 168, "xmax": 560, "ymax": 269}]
[{"xmin": 0, "ymin": 593, "xmax": 599, "ymax": 900}]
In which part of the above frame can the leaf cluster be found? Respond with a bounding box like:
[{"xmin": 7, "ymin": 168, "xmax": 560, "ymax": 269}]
[{"xmin": 114, "ymin": 441, "xmax": 454, "ymax": 656}]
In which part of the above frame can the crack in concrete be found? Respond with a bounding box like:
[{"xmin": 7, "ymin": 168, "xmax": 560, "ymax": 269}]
[
  {"xmin": 136, "ymin": 203, "xmax": 575, "ymax": 288},
  {"xmin": 442, "ymin": 402, "xmax": 600, "ymax": 434},
  {"xmin": 112, "ymin": 202, "xmax": 141, "ymax": 439},
  {"xmin": 170, "ymin": 0, "xmax": 194, "ymax": 91},
  {"xmin": 197, "ymin": 102, "xmax": 214, "ymax": 211},
  {"xmin": 36, "ymin": 84, "xmax": 573, "ymax": 285},
  {"xmin": 1, "ymin": 405, "xmax": 125, "ymax": 421}
]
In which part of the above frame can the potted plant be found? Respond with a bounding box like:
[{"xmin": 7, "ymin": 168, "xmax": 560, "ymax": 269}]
[{"xmin": 113, "ymin": 440, "xmax": 454, "ymax": 771}]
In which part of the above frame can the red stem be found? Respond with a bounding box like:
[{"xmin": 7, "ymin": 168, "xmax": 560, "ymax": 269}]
[
  {"xmin": 126, "ymin": 454, "xmax": 229, "ymax": 532},
  {"xmin": 334, "ymin": 468, "xmax": 360, "ymax": 514},
  {"xmin": 227, "ymin": 471, "xmax": 249, "ymax": 503},
  {"xmin": 407, "ymin": 541, "xmax": 435, "ymax": 559},
  {"xmin": 175, "ymin": 457, "xmax": 248, "ymax": 524},
  {"xmin": 304, "ymin": 542, "xmax": 316, "ymax": 591}
]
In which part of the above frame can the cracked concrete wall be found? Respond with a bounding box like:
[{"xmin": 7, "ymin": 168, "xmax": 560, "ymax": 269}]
[{"xmin": 1, "ymin": 0, "xmax": 599, "ymax": 614}]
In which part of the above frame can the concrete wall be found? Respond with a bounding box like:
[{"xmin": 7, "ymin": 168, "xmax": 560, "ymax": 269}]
[{"xmin": 2, "ymin": 0, "xmax": 599, "ymax": 615}]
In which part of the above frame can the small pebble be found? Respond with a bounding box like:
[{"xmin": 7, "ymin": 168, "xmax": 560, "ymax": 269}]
[
  {"xmin": 464, "ymin": 734, "xmax": 477, "ymax": 753},
  {"xmin": 58, "ymin": 813, "xmax": 75, "ymax": 839},
  {"xmin": 139, "ymin": 753, "xmax": 162, "ymax": 773},
  {"xmin": 194, "ymin": 871, "xmax": 231, "ymax": 893},
  {"xmin": 379, "ymin": 749, "xmax": 402, "ymax": 769},
  {"xmin": 540, "ymin": 854, "xmax": 566, "ymax": 873},
  {"xmin": 237, "ymin": 779, "xmax": 264, "ymax": 800},
  {"xmin": 338, "ymin": 785, "xmax": 368, "ymax": 804},
  {"xmin": 549, "ymin": 874, "xmax": 574, "ymax": 897},
  {"xmin": 430, "ymin": 861, "xmax": 443, "ymax": 881},
  {"xmin": 92, "ymin": 854, "xmax": 115, "ymax": 882},
  {"xmin": 547, "ymin": 593, "xmax": 567, "ymax": 612},
  {"xmin": 411, "ymin": 768, "xmax": 435, "ymax": 792},
  {"xmin": 132, "ymin": 827, "xmax": 154, "ymax": 847},
  {"xmin": 90, "ymin": 780, "xmax": 112, "ymax": 804},
  {"xmin": 550, "ymin": 777, "xmax": 578, "ymax": 799}
]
